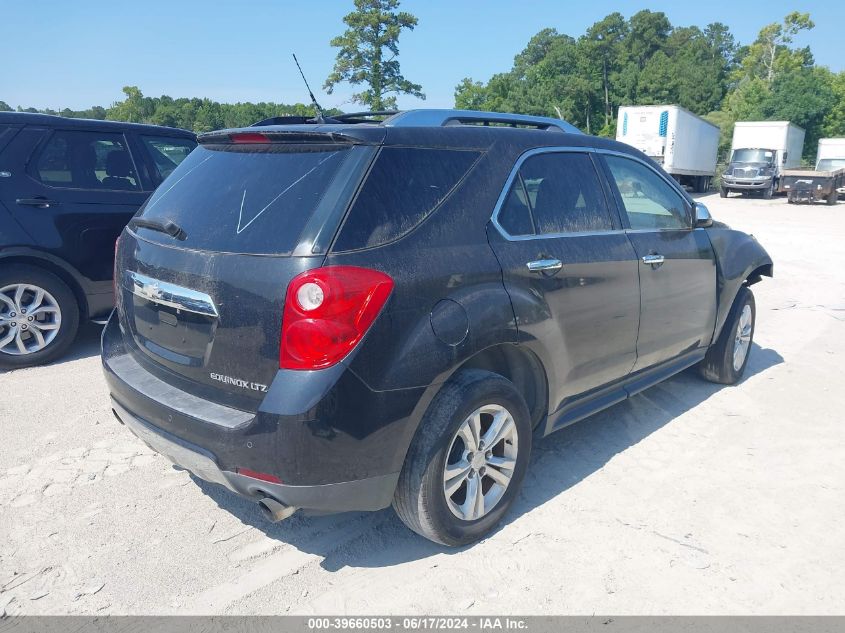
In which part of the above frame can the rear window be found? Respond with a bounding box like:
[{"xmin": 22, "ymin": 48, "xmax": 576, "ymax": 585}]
[
  {"xmin": 135, "ymin": 144, "xmax": 355, "ymax": 255},
  {"xmin": 332, "ymin": 147, "xmax": 480, "ymax": 251}
]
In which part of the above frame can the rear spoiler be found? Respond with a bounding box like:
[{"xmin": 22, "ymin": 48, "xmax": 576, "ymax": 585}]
[{"xmin": 197, "ymin": 129, "xmax": 380, "ymax": 146}]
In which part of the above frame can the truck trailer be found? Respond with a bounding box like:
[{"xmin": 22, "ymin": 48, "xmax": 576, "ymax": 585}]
[
  {"xmin": 781, "ymin": 138, "xmax": 845, "ymax": 205},
  {"xmin": 721, "ymin": 121, "xmax": 805, "ymax": 198},
  {"xmin": 616, "ymin": 105, "xmax": 719, "ymax": 192}
]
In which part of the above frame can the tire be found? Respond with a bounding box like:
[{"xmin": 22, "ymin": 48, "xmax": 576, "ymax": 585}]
[
  {"xmin": 393, "ymin": 369, "xmax": 532, "ymax": 546},
  {"xmin": 0, "ymin": 265, "xmax": 80, "ymax": 369},
  {"xmin": 763, "ymin": 181, "xmax": 774, "ymax": 200},
  {"xmin": 826, "ymin": 191, "xmax": 837, "ymax": 206},
  {"xmin": 720, "ymin": 186, "xmax": 728, "ymax": 198},
  {"xmin": 698, "ymin": 286, "xmax": 755, "ymax": 385}
]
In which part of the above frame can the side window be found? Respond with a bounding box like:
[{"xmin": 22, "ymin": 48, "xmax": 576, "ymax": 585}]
[
  {"xmin": 497, "ymin": 152, "xmax": 614, "ymax": 236},
  {"xmin": 604, "ymin": 155, "xmax": 690, "ymax": 230},
  {"xmin": 498, "ymin": 176, "xmax": 534, "ymax": 236},
  {"xmin": 333, "ymin": 147, "xmax": 480, "ymax": 251},
  {"xmin": 34, "ymin": 130, "xmax": 139, "ymax": 191},
  {"xmin": 140, "ymin": 135, "xmax": 197, "ymax": 181}
]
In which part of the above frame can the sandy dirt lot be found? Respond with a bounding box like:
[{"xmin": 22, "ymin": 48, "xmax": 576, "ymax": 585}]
[{"xmin": 1, "ymin": 193, "xmax": 844, "ymax": 616}]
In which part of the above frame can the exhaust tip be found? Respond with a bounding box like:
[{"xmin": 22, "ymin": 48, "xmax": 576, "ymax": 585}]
[{"xmin": 258, "ymin": 497, "xmax": 298, "ymax": 523}]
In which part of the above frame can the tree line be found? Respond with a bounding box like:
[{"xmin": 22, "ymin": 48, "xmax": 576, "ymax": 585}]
[
  {"xmin": 0, "ymin": 88, "xmax": 325, "ymax": 134},
  {"xmin": 456, "ymin": 11, "xmax": 844, "ymax": 161}
]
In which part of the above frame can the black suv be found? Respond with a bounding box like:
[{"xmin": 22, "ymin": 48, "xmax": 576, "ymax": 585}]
[
  {"xmin": 103, "ymin": 109, "xmax": 772, "ymax": 546},
  {"xmin": 0, "ymin": 113, "xmax": 196, "ymax": 368}
]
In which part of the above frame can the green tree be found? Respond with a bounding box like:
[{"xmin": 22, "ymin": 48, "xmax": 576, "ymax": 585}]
[
  {"xmin": 0, "ymin": 101, "xmax": 11, "ymax": 112},
  {"xmin": 822, "ymin": 71, "xmax": 845, "ymax": 137},
  {"xmin": 454, "ymin": 78, "xmax": 489, "ymax": 110},
  {"xmin": 737, "ymin": 12, "xmax": 814, "ymax": 84},
  {"xmin": 324, "ymin": 0, "xmax": 424, "ymax": 110},
  {"xmin": 583, "ymin": 13, "xmax": 628, "ymax": 127},
  {"xmin": 762, "ymin": 67, "xmax": 835, "ymax": 160}
]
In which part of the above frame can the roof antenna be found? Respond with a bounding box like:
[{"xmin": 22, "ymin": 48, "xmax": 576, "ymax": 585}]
[{"xmin": 292, "ymin": 53, "xmax": 326, "ymax": 123}]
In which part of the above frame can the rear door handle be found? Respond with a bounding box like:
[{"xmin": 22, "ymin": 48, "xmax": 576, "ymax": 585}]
[
  {"xmin": 641, "ymin": 254, "xmax": 665, "ymax": 266},
  {"xmin": 17, "ymin": 198, "xmax": 60, "ymax": 208},
  {"xmin": 527, "ymin": 258, "xmax": 563, "ymax": 273}
]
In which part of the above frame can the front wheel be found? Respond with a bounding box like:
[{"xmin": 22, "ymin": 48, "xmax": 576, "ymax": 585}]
[
  {"xmin": 698, "ymin": 286, "xmax": 755, "ymax": 385},
  {"xmin": 720, "ymin": 186, "xmax": 728, "ymax": 198},
  {"xmin": 826, "ymin": 191, "xmax": 838, "ymax": 206},
  {"xmin": 763, "ymin": 181, "xmax": 774, "ymax": 200},
  {"xmin": 393, "ymin": 370, "xmax": 532, "ymax": 546}
]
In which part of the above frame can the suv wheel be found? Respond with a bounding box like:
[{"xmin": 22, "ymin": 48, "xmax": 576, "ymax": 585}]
[
  {"xmin": 720, "ymin": 186, "xmax": 728, "ymax": 198},
  {"xmin": 698, "ymin": 286, "xmax": 755, "ymax": 385},
  {"xmin": 0, "ymin": 265, "xmax": 79, "ymax": 369},
  {"xmin": 393, "ymin": 370, "xmax": 532, "ymax": 546}
]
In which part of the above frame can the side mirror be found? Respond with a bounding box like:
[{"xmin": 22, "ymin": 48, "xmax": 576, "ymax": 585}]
[
  {"xmin": 694, "ymin": 202, "xmax": 713, "ymax": 228},
  {"xmin": 782, "ymin": 151, "xmax": 788, "ymax": 165}
]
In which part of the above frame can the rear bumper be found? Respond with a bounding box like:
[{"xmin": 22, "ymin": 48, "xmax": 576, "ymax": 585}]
[
  {"xmin": 101, "ymin": 314, "xmax": 420, "ymax": 513},
  {"xmin": 111, "ymin": 398, "xmax": 398, "ymax": 512}
]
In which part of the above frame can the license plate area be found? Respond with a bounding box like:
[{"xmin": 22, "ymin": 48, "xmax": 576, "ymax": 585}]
[{"xmin": 130, "ymin": 297, "xmax": 216, "ymax": 366}]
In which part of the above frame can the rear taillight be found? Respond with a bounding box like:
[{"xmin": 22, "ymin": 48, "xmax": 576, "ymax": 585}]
[{"xmin": 280, "ymin": 266, "xmax": 394, "ymax": 370}]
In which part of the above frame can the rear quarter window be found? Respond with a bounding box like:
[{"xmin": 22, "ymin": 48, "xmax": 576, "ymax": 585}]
[{"xmin": 332, "ymin": 147, "xmax": 480, "ymax": 251}]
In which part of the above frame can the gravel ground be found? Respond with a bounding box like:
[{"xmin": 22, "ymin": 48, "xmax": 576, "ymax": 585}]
[{"xmin": 1, "ymin": 193, "xmax": 844, "ymax": 615}]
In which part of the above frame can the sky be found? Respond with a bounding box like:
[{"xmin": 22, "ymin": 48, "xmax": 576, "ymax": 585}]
[{"xmin": 2, "ymin": 1, "xmax": 842, "ymax": 112}]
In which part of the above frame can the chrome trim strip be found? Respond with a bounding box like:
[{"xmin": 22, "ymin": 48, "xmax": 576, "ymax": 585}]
[{"xmin": 125, "ymin": 271, "xmax": 219, "ymax": 317}]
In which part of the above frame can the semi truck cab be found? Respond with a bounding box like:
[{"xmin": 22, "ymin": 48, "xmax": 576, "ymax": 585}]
[{"xmin": 721, "ymin": 148, "xmax": 779, "ymax": 198}]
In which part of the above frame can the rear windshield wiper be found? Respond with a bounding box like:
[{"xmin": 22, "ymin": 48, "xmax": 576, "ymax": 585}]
[{"xmin": 130, "ymin": 217, "xmax": 187, "ymax": 241}]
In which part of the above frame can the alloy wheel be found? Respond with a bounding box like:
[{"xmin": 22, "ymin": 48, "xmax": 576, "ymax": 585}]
[
  {"xmin": 0, "ymin": 283, "xmax": 62, "ymax": 356},
  {"xmin": 443, "ymin": 404, "xmax": 518, "ymax": 521},
  {"xmin": 732, "ymin": 304, "xmax": 753, "ymax": 371}
]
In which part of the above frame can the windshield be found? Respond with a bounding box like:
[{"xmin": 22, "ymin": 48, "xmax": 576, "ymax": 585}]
[
  {"xmin": 817, "ymin": 158, "xmax": 845, "ymax": 171},
  {"xmin": 732, "ymin": 149, "xmax": 775, "ymax": 164},
  {"xmin": 731, "ymin": 149, "xmax": 775, "ymax": 164},
  {"xmin": 135, "ymin": 144, "xmax": 354, "ymax": 255}
]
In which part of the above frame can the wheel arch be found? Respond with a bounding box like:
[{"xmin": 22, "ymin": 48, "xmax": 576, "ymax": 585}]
[{"xmin": 0, "ymin": 250, "xmax": 89, "ymax": 319}]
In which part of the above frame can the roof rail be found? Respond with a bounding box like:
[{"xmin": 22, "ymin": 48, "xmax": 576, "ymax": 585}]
[{"xmin": 383, "ymin": 109, "xmax": 582, "ymax": 134}]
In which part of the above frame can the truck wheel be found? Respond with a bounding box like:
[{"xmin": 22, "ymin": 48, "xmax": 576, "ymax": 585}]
[
  {"xmin": 0, "ymin": 265, "xmax": 80, "ymax": 369},
  {"xmin": 393, "ymin": 369, "xmax": 532, "ymax": 546},
  {"xmin": 698, "ymin": 286, "xmax": 755, "ymax": 385},
  {"xmin": 826, "ymin": 191, "xmax": 838, "ymax": 206},
  {"xmin": 763, "ymin": 181, "xmax": 774, "ymax": 200},
  {"xmin": 720, "ymin": 186, "xmax": 728, "ymax": 198}
]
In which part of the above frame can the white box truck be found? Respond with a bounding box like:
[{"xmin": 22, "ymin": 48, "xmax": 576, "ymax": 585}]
[
  {"xmin": 816, "ymin": 138, "xmax": 845, "ymax": 171},
  {"xmin": 616, "ymin": 105, "xmax": 719, "ymax": 192},
  {"xmin": 721, "ymin": 121, "xmax": 805, "ymax": 198}
]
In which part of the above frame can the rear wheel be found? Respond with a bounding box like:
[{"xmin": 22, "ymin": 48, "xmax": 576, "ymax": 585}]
[
  {"xmin": 698, "ymin": 286, "xmax": 755, "ymax": 385},
  {"xmin": 826, "ymin": 191, "xmax": 838, "ymax": 206},
  {"xmin": 393, "ymin": 370, "xmax": 532, "ymax": 546},
  {"xmin": 720, "ymin": 186, "xmax": 728, "ymax": 198},
  {"xmin": 0, "ymin": 265, "xmax": 79, "ymax": 369}
]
